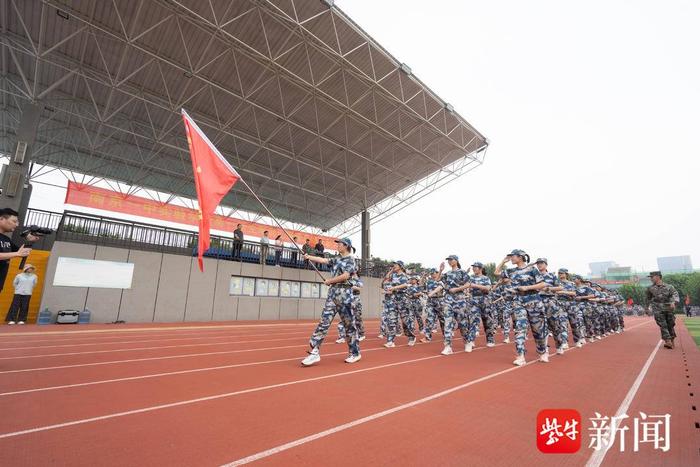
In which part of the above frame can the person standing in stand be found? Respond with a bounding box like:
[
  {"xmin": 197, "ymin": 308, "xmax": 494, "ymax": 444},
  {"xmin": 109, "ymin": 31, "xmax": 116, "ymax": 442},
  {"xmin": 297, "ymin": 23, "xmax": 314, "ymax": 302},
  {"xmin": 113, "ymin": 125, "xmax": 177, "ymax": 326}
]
[{"xmin": 232, "ymin": 224, "xmax": 244, "ymax": 260}]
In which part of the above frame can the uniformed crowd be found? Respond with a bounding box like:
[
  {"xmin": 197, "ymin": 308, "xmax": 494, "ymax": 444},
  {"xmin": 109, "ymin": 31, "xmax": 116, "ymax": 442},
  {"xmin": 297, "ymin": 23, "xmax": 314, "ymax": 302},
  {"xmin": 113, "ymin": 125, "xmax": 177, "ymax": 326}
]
[
  {"xmin": 301, "ymin": 245, "xmax": 678, "ymax": 367},
  {"xmin": 375, "ymin": 250, "xmax": 627, "ymax": 367}
]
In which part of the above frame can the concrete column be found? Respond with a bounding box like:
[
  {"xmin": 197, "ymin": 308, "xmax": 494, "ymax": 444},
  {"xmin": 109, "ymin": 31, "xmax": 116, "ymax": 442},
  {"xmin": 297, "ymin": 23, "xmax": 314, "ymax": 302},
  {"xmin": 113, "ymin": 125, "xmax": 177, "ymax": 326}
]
[
  {"xmin": 361, "ymin": 210, "xmax": 370, "ymax": 260},
  {"xmin": 1, "ymin": 103, "xmax": 41, "ymax": 213}
]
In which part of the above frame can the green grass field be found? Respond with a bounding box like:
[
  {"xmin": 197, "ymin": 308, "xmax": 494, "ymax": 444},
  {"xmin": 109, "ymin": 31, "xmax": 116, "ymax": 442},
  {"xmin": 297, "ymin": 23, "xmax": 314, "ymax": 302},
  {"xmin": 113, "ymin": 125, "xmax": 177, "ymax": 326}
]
[{"xmin": 685, "ymin": 317, "xmax": 700, "ymax": 349}]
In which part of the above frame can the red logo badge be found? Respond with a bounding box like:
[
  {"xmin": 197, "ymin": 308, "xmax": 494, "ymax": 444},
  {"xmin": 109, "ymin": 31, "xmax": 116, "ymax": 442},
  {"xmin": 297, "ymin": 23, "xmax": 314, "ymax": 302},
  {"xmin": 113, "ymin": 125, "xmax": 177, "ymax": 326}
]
[{"xmin": 537, "ymin": 409, "xmax": 582, "ymax": 453}]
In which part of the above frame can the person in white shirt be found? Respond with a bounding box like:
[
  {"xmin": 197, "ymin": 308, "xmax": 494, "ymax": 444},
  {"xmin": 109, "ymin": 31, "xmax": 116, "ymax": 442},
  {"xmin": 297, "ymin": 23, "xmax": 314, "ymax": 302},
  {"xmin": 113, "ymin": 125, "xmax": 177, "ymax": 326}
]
[
  {"xmin": 259, "ymin": 231, "xmax": 270, "ymax": 265},
  {"xmin": 6, "ymin": 264, "xmax": 38, "ymax": 325}
]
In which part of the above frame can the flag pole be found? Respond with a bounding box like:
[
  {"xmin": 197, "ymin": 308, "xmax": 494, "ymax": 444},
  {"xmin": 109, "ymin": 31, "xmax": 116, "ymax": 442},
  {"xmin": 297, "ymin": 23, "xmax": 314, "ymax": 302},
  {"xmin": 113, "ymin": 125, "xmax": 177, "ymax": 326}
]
[{"xmin": 235, "ymin": 176, "xmax": 328, "ymax": 283}]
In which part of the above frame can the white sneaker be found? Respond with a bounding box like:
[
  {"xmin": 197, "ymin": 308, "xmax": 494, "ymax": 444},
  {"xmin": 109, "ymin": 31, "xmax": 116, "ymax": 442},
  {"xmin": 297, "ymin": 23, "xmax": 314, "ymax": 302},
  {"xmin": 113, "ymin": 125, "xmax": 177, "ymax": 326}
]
[
  {"xmin": 465, "ymin": 342, "xmax": 474, "ymax": 353},
  {"xmin": 377, "ymin": 334, "xmax": 384, "ymax": 339},
  {"xmin": 408, "ymin": 338, "xmax": 416, "ymax": 347},
  {"xmin": 596, "ymin": 336, "xmax": 602, "ymax": 340},
  {"xmin": 486, "ymin": 342, "xmax": 496, "ymax": 348},
  {"xmin": 556, "ymin": 347, "xmax": 564, "ymax": 355},
  {"xmin": 384, "ymin": 341, "xmax": 395, "ymax": 348},
  {"xmin": 18, "ymin": 321, "xmax": 24, "ymax": 325},
  {"xmin": 301, "ymin": 350, "xmax": 321, "ymax": 366},
  {"xmin": 561, "ymin": 343, "xmax": 569, "ymax": 350},
  {"xmin": 358, "ymin": 336, "xmax": 366, "ymax": 342},
  {"xmin": 475, "ymin": 331, "xmax": 480, "ymax": 337},
  {"xmin": 513, "ymin": 355, "xmax": 526, "ymax": 366},
  {"xmin": 576, "ymin": 341, "xmax": 583, "ymax": 348},
  {"xmin": 615, "ymin": 330, "xmax": 621, "ymax": 334},
  {"xmin": 8, "ymin": 321, "xmax": 15, "ymax": 325},
  {"xmin": 588, "ymin": 338, "xmax": 596, "ymax": 343},
  {"xmin": 503, "ymin": 338, "xmax": 511, "ymax": 344},
  {"xmin": 441, "ymin": 346, "xmax": 453, "ymax": 355},
  {"xmin": 344, "ymin": 354, "xmax": 361, "ymax": 363},
  {"xmin": 335, "ymin": 337, "xmax": 346, "ymax": 344},
  {"xmin": 539, "ymin": 352, "xmax": 550, "ymax": 363}
]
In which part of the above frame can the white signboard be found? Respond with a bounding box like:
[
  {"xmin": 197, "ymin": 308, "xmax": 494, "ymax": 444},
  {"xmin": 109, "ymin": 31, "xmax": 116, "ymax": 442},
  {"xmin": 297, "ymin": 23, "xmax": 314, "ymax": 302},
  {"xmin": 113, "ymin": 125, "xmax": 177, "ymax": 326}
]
[{"xmin": 53, "ymin": 257, "xmax": 134, "ymax": 289}]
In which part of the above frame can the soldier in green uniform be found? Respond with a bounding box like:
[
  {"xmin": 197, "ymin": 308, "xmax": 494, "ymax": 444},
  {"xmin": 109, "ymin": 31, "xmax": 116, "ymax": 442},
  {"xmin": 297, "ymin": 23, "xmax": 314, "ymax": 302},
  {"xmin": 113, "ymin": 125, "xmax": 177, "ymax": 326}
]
[{"xmin": 646, "ymin": 271, "xmax": 680, "ymax": 349}]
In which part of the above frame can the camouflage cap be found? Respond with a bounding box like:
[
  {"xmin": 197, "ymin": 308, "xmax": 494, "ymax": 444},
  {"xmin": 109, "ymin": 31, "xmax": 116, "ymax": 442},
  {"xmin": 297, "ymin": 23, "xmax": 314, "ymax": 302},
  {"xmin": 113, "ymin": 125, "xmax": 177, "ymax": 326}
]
[
  {"xmin": 471, "ymin": 261, "xmax": 484, "ymax": 269},
  {"xmin": 536, "ymin": 258, "xmax": 548, "ymax": 264},
  {"xmin": 558, "ymin": 268, "xmax": 569, "ymax": 274},
  {"xmin": 648, "ymin": 271, "xmax": 662, "ymax": 278},
  {"xmin": 508, "ymin": 249, "xmax": 526, "ymax": 257},
  {"xmin": 445, "ymin": 254, "xmax": 459, "ymax": 261}
]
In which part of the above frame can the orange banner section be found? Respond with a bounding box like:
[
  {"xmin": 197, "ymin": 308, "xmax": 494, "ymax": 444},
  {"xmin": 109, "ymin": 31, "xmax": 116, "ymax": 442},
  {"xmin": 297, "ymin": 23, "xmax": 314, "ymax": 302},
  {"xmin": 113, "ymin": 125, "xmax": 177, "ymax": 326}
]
[{"xmin": 64, "ymin": 182, "xmax": 338, "ymax": 246}]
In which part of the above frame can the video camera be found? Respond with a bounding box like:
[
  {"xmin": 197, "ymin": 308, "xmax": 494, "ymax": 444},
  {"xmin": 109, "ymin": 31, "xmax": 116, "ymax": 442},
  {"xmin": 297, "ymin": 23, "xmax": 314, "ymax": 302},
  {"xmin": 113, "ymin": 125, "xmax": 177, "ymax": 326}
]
[
  {"xmin": 18, "ymin": 225, "xmax": 54, "ymax": 269},
  {"xmin": 20, "ymin": 225, "xmax": 54, "ymax": 238}
]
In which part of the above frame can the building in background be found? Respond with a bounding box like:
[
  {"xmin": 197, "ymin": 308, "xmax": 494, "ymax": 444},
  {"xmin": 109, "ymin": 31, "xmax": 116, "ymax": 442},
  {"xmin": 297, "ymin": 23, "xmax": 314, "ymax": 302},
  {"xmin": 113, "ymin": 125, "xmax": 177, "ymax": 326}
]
[
  {"xmin": 589, "ymin": 261, "xmax": 618, "ymax": 278},
  {"xmin": 657, "ymin": 255, "xmax": 693, "ymax": 273}
]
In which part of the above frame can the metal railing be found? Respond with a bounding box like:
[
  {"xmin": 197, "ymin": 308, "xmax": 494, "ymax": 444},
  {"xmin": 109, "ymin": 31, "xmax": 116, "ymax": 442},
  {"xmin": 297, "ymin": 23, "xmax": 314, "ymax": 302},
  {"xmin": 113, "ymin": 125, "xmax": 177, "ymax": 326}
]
[{"xmin": 28, "ymin": 209, "xmax": 386, "ymax": 277}]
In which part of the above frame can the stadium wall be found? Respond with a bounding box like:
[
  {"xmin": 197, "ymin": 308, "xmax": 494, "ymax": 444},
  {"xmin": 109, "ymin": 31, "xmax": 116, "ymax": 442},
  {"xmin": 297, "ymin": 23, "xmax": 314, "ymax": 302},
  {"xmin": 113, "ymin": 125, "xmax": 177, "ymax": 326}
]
[{"xmin": 39, "ymin": 241, "xmax": 383, "ymax": 324}]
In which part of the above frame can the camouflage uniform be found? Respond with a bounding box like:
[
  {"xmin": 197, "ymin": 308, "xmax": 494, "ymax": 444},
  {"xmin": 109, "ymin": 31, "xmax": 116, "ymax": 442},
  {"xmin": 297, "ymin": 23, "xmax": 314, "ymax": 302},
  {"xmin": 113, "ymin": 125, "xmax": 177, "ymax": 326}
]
[
  {"xmin": 423, "ymin": 277, "xmax": 445, "ymax": 341},
  {"xmin": 616, "ymin": 293, "xmax": 625, "ymax": 331},
  {"xmin": 558, "ymin": 279, "xmax": 584, "ymax": 344},
  {"xmin": 575, "ymin": 284, "xmax": 595, "ymax": 339},
  {"xmin": 470, "ymin": 274, "xmax": 495, "ymax": 345},
  {"xmin": 591, "ymin": 290, "xmax": 606, "ymax": 337},
  {"xmin": 379, "ymin": 280, "xmax": 391, "ymax": 336},
  {"xmin": 540, "ymin": 272, "xmax": 567, "ymax": 349},
  {"xmin": 508, "ymin": 265, "xmax": 547, "ymax": 356},
  {"xmin": 442, "ymin": 268, "xmax": 472, "ymax": 347},
  {"xmin": 385, "ymin": 271, "xmax": 415, "ymax": 344},
  {"xmin": 407, "ymin": 282, "xmax": 425, "ymax": 332},
  {"xmin": 646, "ymin": 281, "xmax": 680, "ymax": 342},
  {"xmin": 337, "ymin": 276, "xmax": 364, "ymax": 339},
  {"xmin": 308, "ymin": 256, "xmax": 359, "ymax": 357},
  {"xmin": 491, "ymin": 280, "xmax": 515, "ymax": 338}
]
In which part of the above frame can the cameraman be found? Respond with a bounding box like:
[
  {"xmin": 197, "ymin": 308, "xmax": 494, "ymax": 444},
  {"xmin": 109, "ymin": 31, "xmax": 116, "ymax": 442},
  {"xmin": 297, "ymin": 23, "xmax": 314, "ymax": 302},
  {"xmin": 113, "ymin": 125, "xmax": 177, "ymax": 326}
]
[{"xmin": 0, "ymin": 208, "xmax": 38, "ymax": 294}]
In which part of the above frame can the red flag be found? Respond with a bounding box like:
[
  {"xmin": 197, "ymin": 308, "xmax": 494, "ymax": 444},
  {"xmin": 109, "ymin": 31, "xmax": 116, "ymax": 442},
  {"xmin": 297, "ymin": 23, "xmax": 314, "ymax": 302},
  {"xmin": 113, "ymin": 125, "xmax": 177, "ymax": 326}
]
[{"xmin": 182, "ymin": 109, "xmax": 240, "ymax": 271}]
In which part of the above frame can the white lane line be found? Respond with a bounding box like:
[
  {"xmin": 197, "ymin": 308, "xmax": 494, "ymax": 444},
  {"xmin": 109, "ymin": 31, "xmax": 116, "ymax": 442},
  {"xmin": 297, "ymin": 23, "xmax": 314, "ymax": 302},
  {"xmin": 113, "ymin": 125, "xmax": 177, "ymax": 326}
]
[
  {"xmin": 0, "ymin": 334, "xmax": 315, "ymax": 360},
  {"xmin": 0, "ymin": 325, "xmax": 321, "ymax": 346},
  {"xmin": 222, "ymin": 321, "xmax": 653, "ymax": 466},
  {"xmin": 0, "ymin": 339, "xmax": 391, "ymax": 396},
  {"xmin": 0, "ymin": 321, "xmax": 340, "ymax": 338},
  {"xmin": 0, "ymin": 330, "xmax": 312, "ymax": 352},
  {"xmin": 585, "ymin": 338, "xmax": 662, "ymax": 467},
  {"xmin": 0, "ymin": 345, "xmax": 497, "ymax": 439},
  {"xmin": 0, "ymin": 344, "xmax": 308, "ymax": 374}
]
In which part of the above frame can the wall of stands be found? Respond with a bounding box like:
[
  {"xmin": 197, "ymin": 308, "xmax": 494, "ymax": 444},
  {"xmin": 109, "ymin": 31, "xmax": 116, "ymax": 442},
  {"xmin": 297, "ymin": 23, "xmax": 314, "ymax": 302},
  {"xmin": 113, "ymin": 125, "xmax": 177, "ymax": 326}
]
[{"xmin": 39, "ymin": 241, "xmax": 383, "ymax": 324}]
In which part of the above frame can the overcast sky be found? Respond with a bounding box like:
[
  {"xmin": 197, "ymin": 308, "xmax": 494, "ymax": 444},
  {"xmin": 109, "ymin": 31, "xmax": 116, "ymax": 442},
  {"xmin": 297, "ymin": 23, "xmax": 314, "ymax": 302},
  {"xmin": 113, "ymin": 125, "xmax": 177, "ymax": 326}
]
[
  {"xmin": 338, "ymin": 0, "xmax": 700, "ymax": 274},
  {"xmin": 24, "ymin": 0, "xmax": 700, "ymax": 276}
]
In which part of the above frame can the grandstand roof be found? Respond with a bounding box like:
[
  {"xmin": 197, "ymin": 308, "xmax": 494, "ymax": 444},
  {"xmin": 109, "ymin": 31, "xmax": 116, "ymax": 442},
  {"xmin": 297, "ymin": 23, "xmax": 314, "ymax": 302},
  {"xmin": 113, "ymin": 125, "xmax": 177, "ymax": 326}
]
[{"xmin": 0, "ymin": 0, "xmax": 488, "ymax": 231}]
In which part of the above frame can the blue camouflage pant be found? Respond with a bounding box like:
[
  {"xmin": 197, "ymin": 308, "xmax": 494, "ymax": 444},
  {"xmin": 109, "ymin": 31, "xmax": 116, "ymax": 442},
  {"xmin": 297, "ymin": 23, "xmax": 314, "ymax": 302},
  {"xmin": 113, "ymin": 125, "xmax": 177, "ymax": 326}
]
[
  {"xmin": 560, "ymin": 300, "xmax": 584, "ymax": 343},
  {"xmin": 386, "ymin": 294, "xmax": 415, "ymax": 343},
  {"xmin": 472, "ymin": 296, "xmax": 495, "ymax": 344},
  {"xmin": 424, "ymin": 297, "xmax": 445, "ymax": 341},
  {"xmin": 380, "ymin": 299, "xmax": 389, "ymax": 336},
  {"xmin": 512, "ymin": 298, "xmax": 547, "ymax": 356},
  {"xmin": 309, "ymin": 287, "xmax": 359, "ymax": 356},
  {"xmin": 581, "ymin": 303, "xmax": 598, "ymax": 338},
  {"xmin": 409, "ymin": 298, "xmax": 424, "ymax": 331},
  {"xmin": 543, "ymin": 297, "xmax": 567, "ymax": 349},
  {"xmin": 443, "ymin": 293, "xmax": 473, "ymax": 346},
  {"xmin": 337, "ymin": 294, "xmax": 365, "ymax": 338},
  {"xmin": 498, "ymin": 300, "xmax": 514, "ymax": 336}
]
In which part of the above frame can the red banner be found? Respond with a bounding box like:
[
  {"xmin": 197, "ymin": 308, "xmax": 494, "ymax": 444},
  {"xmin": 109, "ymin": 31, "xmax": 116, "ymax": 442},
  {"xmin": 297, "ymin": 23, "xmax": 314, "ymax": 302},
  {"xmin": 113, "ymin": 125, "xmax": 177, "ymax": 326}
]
[{"xmin": 64, "ymin": 182, "xmax": 338, "ymax": 246}]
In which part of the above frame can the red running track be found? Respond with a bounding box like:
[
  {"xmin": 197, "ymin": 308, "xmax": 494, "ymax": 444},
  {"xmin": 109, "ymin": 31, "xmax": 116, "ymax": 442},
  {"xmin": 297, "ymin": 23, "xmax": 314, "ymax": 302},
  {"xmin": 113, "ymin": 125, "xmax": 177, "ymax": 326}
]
[{"xmin": 0, "ymin": 316, "xmax": 697, "ymax": 466}]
